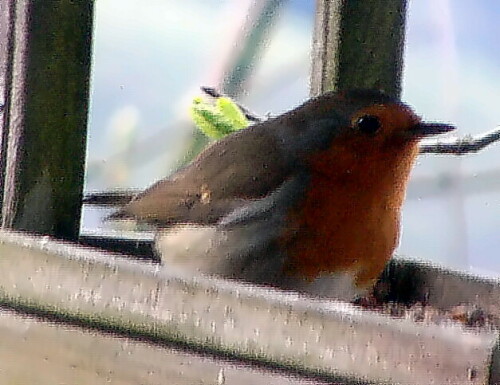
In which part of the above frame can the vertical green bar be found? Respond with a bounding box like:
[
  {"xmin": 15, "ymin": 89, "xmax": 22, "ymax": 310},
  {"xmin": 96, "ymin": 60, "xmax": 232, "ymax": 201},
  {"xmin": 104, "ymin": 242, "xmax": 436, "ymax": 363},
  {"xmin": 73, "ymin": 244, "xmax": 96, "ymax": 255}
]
[
  {"xmin": 311, "ymin": 0, "xmax": 407, "ymax": 98},
  {"xmin": 1, "ymin": 1, "xmax": 94, "ymax": 240}
]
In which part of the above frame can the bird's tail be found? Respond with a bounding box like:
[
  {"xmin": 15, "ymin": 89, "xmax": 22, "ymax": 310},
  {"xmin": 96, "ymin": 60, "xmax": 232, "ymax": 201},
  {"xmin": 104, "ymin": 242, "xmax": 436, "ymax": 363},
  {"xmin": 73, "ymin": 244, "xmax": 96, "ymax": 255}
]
[{"xmin": 105, "ymin": 209, "xmax": 134, "ymax": 221}]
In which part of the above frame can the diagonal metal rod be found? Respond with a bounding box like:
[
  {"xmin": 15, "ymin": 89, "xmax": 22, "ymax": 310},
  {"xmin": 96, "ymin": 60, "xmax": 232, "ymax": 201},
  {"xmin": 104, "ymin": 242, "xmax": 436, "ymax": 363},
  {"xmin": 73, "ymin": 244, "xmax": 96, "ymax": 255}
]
[{"xmin": 419, "ymin": 127, "xmax": 500, "ymax": 155}]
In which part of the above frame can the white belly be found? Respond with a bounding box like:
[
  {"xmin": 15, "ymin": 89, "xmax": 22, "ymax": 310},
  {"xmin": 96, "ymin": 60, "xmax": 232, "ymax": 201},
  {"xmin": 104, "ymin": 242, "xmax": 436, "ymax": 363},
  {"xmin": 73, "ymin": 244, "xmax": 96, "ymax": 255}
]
[{"xmin": 155, "ymin": 225, "xmax": 367, "ymax": 302}]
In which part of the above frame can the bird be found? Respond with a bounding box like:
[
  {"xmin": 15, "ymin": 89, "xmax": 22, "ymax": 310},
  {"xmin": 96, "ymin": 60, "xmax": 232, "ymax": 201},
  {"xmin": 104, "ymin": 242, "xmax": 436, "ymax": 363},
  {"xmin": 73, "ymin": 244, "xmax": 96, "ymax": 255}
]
[{"xmin": 110, "ymin": 89, "xmax": 455, "ymax": 301}]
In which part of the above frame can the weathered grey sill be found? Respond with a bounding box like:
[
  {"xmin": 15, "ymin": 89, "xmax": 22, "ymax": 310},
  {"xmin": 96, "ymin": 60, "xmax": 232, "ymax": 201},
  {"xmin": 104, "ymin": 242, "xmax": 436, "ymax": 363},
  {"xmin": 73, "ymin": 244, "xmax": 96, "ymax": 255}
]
[
  {"xmin": 0, "ymin": 229, "xmax": 498, "ymax": 384},
  {"xmin": 0, "ymin": 308, "xmax": 324, "ymax": 385}
]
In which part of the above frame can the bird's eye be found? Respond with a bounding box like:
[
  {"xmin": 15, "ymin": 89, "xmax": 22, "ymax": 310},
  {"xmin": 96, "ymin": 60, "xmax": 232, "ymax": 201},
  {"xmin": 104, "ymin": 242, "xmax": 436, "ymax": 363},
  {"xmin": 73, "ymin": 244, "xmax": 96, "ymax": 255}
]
[{"xmin": 356, "ymin": 115, "xmax": 381, "ymax": 135}]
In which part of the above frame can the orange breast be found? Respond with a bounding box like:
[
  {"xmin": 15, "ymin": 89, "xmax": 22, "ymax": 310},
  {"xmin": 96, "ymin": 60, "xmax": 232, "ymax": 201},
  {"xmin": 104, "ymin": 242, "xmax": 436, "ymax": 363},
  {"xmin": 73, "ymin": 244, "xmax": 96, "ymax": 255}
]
[{"xmin": 282, "ymin": 140, "xmax": 419, "ymax": 287}]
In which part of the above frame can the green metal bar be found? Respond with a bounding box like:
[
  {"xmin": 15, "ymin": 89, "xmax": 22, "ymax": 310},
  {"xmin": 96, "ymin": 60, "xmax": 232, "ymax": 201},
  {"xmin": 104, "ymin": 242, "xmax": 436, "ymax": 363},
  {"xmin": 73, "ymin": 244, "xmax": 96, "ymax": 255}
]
[
  {"xmin": 311, "ymin": 0, "xmax": 407, "ymax": 98},
  {"xmin": 1, "ymin": 1, "xmax": 94, "ymax": 239}
]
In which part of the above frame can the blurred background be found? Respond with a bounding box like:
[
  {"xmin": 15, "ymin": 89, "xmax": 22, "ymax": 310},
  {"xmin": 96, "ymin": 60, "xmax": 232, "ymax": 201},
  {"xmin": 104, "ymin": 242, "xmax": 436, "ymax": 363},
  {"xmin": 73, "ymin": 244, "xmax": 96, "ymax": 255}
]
[{"xmin": 82, "ymin": 0, "xmax": 500, "ymax": 276}]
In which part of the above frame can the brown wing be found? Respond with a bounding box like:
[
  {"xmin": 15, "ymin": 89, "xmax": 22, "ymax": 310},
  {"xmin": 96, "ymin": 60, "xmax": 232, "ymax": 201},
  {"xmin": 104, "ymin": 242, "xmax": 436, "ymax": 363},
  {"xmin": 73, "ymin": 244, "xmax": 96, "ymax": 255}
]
[{"xmin": 114, "ymin": 121, "xmax": 295, "ymax": 226}]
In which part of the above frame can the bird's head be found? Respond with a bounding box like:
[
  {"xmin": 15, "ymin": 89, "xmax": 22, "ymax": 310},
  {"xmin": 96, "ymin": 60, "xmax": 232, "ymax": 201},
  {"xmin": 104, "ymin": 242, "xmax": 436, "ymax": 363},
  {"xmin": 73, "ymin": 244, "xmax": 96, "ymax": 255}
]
[
  {"xmin": 276, "ymin": 89, "xmax": 455, "ymax": 158},
  {"xmin": 345, "ymin": 100, "xmax": 456, "ymax": 150}
]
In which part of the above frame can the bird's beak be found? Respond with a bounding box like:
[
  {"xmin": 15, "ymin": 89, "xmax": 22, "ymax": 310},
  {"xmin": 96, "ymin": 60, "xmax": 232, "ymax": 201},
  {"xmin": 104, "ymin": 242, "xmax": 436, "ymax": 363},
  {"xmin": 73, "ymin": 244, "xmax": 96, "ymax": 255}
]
[{"xmin": 408, "ymin": 122, "xmax": 456, "ymax": 138}]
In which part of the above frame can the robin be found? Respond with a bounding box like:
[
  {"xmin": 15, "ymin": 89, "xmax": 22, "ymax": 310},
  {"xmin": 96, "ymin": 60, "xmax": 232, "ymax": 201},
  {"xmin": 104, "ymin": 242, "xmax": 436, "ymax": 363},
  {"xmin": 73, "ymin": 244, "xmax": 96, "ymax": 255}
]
[{"xmin": 111, "ymin": 89, "xmax": 455, "ymax": 300}]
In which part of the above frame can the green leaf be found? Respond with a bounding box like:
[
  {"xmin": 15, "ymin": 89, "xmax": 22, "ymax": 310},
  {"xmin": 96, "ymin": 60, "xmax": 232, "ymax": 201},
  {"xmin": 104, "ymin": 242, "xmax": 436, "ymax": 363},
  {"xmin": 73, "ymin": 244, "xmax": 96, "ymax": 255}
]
[
  {"xmin": 189, "ymin": 95, "xmax": 249, "ymax": 140},
  {"xmin": 216, "ymin": 97, "xmax": 248, "ymax": 130}
]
